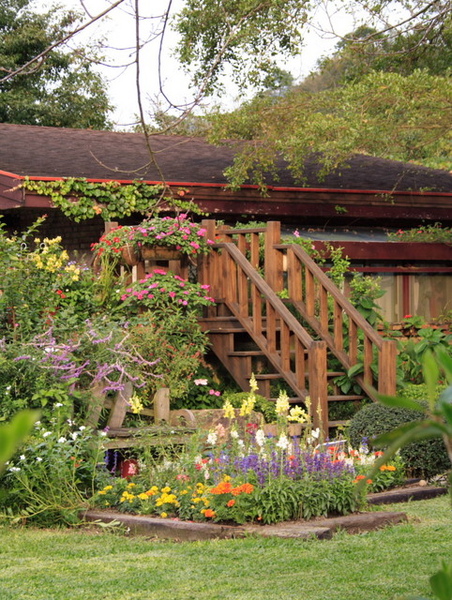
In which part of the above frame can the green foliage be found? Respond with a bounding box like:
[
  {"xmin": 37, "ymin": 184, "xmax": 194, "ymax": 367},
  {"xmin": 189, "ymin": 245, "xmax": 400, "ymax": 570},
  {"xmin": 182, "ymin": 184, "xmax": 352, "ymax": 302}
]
[
  {"xmin": 124, "ymin": 313, "xmax": 211, "ymax": 401},
  {"xmin": 224, "ymin": 391, "xmax": 277, "ymax": 423},
  {"xmin": 0, "ymin": 0, "xmax": 112, "ymax": 128},
  {"xmin": 388, "ymin": 223, "xmax": 452, "ymax": 244},
  {"xmin": 119, "ymin": 269, "xmax": 215, "ymax": 317},
  {"xmin": 349, "ymin": 388, "xmax": 451, "ymax": 478},
  {"xmin": 175, "ymin": 0, "xmax": 308, "ymax": 93},
  {"xmin": 397, "ymin": 327, "xmax": 452, "ymax": 385},
  {"xmin": 0, "ymin": 421, "xmax": 107, "ymax": 526},
  {"xmin": 21, "ymin": 179, "xmax": 165, "ymax": 222},
  {"xmin": 207, "ymin": 70, "xmax": 452, "ymax": 188},
  {"xmin": 0, "ymin": 410, "xmax": 39, "ymax": 475},
  {"xmin": 348, "ymin": 273, "xmax": 385, "ymax": 326}
]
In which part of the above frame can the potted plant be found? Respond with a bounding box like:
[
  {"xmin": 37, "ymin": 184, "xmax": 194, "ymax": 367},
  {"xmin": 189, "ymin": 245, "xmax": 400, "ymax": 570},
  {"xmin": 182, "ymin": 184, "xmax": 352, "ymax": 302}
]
[
  {"xmin": 91, "ymin": 226, "xmax": 139, "ymax": 266},
  {"xmin": 132, "ymin": 214, "xmax": 214, "ymax": 260}
]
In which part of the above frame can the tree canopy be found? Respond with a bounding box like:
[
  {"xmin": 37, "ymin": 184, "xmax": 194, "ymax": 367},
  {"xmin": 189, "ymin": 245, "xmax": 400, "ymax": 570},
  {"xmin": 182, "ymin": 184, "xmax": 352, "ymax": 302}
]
[
  {"xmin": 1, "ymin": 0, "xmax": 451, "ymax": 180},
  {"xmin": 0, "ymin": 0, "xmax": 113, "ymax": 128}
]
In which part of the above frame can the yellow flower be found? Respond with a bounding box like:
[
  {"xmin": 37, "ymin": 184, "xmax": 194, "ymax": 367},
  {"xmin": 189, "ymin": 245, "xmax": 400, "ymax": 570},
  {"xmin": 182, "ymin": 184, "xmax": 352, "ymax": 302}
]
[
  {"xmin": 276, "ymin": 390, "xmax": 290, "ymax": 416},
  {"xmin": 160, "ymin": 512, "xmax": 168, "ymax": 518},
  {"xmin": 138, "ymin": 493, "xmax": 149, "ymax": 500},
  {"xmin": 222, "ymin": 399, "xmax": 235, "ymax": 419},
  {"xmin": 104, "ymin": 485, "xmax": 113, "ymax": 491},
  {"xmin": 161, "ymin": 486, "xmax": 171, "ymax": 493}
]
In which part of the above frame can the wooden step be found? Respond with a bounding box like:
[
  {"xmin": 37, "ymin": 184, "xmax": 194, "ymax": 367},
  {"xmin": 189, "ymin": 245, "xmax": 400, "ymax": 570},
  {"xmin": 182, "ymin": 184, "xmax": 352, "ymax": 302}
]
[{"xmin": 327, "ymin": 395, "xmax": 365, "ymax": 402}]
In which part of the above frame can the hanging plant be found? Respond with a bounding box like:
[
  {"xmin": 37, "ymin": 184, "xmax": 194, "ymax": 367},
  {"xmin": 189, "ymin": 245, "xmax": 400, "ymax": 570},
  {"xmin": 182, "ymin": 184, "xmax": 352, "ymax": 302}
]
[
  {"xmin": 20, "ymin": 178, "xmax": 204, "ymax": 222},
  {"xmin": 91, "ymin": 225, "xmax": 138, "ymax": 265},
  {"xmin": 132, "ymin": 214, "xmax": 214, "ymax": 257}
]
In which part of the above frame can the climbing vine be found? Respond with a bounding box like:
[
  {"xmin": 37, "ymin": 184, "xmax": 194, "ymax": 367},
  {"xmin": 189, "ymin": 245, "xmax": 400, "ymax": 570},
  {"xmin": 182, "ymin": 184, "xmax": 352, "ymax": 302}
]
[{"xmin": 21, "ymin": 178, "xmax": 203, "ymax": 222}]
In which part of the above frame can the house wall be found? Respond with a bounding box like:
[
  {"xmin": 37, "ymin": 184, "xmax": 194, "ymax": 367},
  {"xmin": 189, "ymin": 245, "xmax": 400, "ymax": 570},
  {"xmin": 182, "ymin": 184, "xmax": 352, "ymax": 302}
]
[{"xmin": 1, "ymin": 208, "xmax": 104, "ymax": 258}]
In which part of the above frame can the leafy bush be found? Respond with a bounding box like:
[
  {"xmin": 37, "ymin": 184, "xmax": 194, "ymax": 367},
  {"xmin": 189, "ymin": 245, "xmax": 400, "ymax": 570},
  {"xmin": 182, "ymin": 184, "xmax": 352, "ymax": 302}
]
[
  {"xmin": 224, "ymin": 391, "xmax": 277, "ymax": 423},
  {"xmin": 349, "ymin": 386, "xmax": 450, "ymax": 478},
  {"xmin": 0, "ymin": 420, "xmax": 107, "ymax": 526}
]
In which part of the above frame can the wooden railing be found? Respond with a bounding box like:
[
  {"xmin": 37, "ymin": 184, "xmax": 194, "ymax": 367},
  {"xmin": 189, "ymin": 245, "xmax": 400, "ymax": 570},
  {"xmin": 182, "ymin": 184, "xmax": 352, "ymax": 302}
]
[
  {"xmin": 199, "ymin": 220, "xmax": 397, "ymax": 404},
  {"xmin": 199, "ymin": 229, "xmax": 330, "ymax": 430}
]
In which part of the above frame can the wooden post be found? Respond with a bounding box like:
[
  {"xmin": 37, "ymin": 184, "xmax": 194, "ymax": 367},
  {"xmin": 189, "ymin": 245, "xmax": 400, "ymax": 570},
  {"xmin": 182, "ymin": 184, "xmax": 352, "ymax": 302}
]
[
  {"xmin": 153, "ymin": 387, "xmax": 170, "ymax": 423},
  {"xmin": 378, "ymin": 340, "xmax": 397, "ymax": 396},
  {"xmin": 265, "ymin": 221, "xmax": 283, "ymax": 292},
  {"xmin": 308, "ymin": 341, "xmax": 328, "ymax": 437},
  {"xmin": 85, "ymin": 381, "xmax": 107, "ymax": 428},
  {"xmin": 107, "ymin": 382, "xmax": 133, "ymax": 429}
]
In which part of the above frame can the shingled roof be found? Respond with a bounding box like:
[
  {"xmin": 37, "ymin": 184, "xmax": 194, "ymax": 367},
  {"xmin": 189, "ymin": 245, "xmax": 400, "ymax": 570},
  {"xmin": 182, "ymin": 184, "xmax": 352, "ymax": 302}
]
[{"xmin": 1, "ymin": 122, "xmax": 452, "ymax": 193}]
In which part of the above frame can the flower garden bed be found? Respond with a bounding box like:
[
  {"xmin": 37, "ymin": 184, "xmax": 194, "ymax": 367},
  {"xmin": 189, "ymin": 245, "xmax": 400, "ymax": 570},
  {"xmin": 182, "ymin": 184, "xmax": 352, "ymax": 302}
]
[{"xmin": 83, "ymin": 482, "xmax": 447, "ymax": 541}]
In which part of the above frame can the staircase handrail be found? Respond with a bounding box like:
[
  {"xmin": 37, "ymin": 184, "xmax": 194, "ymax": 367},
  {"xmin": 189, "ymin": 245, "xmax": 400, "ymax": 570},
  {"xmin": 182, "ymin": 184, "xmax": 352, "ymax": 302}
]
[
  {"xmin": 204, "ymin": 241, "xmax": 329, "ymax": 429},
  {"xmin": 276, "ymin": 242, "xmax": 397, "ymax": 397}
]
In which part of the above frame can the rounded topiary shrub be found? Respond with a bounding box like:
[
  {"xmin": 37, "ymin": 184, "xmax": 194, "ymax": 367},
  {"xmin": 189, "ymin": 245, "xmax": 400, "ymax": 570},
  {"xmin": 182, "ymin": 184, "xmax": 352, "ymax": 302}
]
[{"xmin": 349, "ymin": 400, "xmax": 450, "ymax": 479}]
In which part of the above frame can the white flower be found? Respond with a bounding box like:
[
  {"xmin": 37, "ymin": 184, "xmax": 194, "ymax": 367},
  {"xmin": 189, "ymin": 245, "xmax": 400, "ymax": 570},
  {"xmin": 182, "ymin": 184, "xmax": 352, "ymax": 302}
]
[
  {"xmin": 99, "ymin": 431, "xmax": 107, "ymax": 437},
  {"xmin": 276, "ymin": 434, "xmax": 289, "ymax": 451},
  {"xmin": 34, "ymin": 421, "xmax": 41, "ymax": 427},
  {"xmin": 206, "ymin": 431, "xmax": 217, "ymax": 445},
  {"xmin": 19, "ymin": 455, "xmax": 26, "ymax": 460},
  {"xmin": 36, "ymin": 457, "xmax": 43, "ymax": 462},
  {"xmin": 55, "ymin": 402, "xmax": 63, "ymax": 408},
  {"xmin": 70, "ymin": 432, "xmax": 79, "ymax": 440},
  {"xmin": 230, "ymin": 430, "xmax": 239, "ymax": 439},
  {"xmin": 194, "ymin": 378, "xmax": 208, "ymax": 386},
  {"xmin": 78, "ymin": 425, "xmax": 86, "ymax": 431},
  {"xmin": 9, "ymin": 466, "xmax": 21, "ymax": 472},
  {"xmin": 311, "ymin": 428, "xmax": 321, "ymax": 440},
  {"xmin": 204, "ymin": 469, "xmax": 210, "ymax": 480},
  {"xmin": 42, "ymin": 431, "xmax": 52, "ymax": 438},
  {"xmin": 255, "ymin": 429, "xmax": 266, "ymax": 447},
  {"xmin": 57, "ymin": 437, "xmax": 67, "ymax": 443}
]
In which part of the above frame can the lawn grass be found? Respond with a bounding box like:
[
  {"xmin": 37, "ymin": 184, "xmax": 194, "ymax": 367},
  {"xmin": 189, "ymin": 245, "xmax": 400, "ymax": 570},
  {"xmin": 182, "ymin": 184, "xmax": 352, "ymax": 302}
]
[{"xmin": 0, "ymin": 496, "xmax": 451, "ymax": 600}]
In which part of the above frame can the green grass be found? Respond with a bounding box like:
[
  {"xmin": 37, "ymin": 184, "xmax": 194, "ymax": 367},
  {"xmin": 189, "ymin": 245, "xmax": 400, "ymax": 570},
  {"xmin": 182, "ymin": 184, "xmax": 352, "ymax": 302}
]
[{"xmin": 0, "ymin": 497, "xmax": 451, "ymax": 600}]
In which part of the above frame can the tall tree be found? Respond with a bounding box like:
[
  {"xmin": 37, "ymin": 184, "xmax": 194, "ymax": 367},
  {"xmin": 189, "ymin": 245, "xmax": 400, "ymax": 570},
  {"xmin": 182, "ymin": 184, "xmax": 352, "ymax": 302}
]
[{"xmin": 0, "ymin": 0, "xmax": 113, "ymax": 128}]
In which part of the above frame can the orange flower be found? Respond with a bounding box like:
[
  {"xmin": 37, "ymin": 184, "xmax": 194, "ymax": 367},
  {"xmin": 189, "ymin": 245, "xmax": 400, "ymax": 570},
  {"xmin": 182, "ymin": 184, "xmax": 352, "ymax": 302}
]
[
  {"xmin": 227, "ymin": 499, "xmax": 236, "ymax": 507},
  {"xmin": 210, "ymin": 481, "xmax": 233, "ymax": 495},
  {"xmin": 366, "ymin": 479, "xmax": 373, "ymax": 485},
  {"xmin": 354, "ymin": 475, "xmax": 366, "ymax": 482},
  {"xmin": 203, "ymin": 509, "xmax": 216, "ymax": 518}
]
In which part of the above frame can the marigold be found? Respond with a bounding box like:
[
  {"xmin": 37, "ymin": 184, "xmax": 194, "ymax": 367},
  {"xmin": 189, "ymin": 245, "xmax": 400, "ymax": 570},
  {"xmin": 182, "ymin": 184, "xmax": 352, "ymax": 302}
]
[
  {"xmin": 203, "ymin": 509, "xmax": 216, "ymax": 518},
  {"xmin": 227, "ymin": 499, "xmax": 236, "ymax": 507}
]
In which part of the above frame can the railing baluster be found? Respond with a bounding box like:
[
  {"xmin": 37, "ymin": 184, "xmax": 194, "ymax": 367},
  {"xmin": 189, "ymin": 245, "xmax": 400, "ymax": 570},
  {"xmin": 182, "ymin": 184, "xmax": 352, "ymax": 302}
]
[
  {"xmin": 267, "ymin": 302, "xmax": 277, "ymax": 354},
  {"xmin": 306, "ymin": 268, "xmax": 315, "ymax": 316},
  {"xmin": 295, "ymin": 338, "xmax": 306, "ymax": 390},
  {"xmin": 333, "ymin": 302, "xmax": 344, "ymax": 351},
  {"xmin": 252, "ymin": 283, "xmax": 262, "ymax": 335},
  {"xmin": 363, "ymin": 336, "xmax": 373, "ymax": 386},
  {"xmin": 281, "ymin": 322, "xmax": 290, "ymax": 371},
  {"xmin": 320, "ymin": 286, "xmax": 328, "ymax": 333},
  {"xmin": 349, "ymin": 319, "xmax": 358, "ymax": 363}
]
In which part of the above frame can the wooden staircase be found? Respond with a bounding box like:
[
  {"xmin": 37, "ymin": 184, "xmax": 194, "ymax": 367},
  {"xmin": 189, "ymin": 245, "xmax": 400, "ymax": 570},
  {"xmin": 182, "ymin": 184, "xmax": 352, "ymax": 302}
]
[{"xmin": 197, "ymin": 220, "xmax": 397, "ymax": 434}]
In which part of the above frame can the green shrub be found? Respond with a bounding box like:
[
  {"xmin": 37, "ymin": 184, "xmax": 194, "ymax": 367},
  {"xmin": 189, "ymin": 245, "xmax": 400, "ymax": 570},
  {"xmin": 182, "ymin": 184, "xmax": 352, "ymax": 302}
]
[
  {"xmin": 349, "ymin": 385, "xmax": 450, "ymax": 479},
  {"xmin": 224, "ymin": 391, "xmax": 277, "ymax": 423}
]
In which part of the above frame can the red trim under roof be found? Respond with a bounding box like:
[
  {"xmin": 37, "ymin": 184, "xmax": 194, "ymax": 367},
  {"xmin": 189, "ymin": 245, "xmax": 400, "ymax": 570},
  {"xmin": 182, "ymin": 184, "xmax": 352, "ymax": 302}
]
[{"xmin": 1, "ymin": 169, "xmax": 452, "ymax": 198}]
